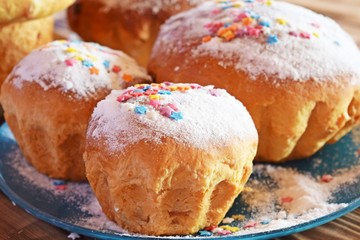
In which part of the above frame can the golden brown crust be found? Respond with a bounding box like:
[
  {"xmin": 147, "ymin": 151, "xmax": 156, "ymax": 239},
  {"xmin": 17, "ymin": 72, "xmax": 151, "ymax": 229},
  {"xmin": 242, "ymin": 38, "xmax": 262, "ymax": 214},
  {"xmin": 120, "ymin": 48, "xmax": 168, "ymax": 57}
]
[
  {"xmin": 1, "ymin": 80, "xmax": 109, "ymax": 181},
  {"xmin": 0, "ymin": 16, "xmax": 53, "ymax": 92},
  {"xmin": 149, "ymin": 53, "xmax": 360, "ymax": 162},
  {"xmin": 0, "ymin": 0, "xmax": 74, "ymax": 24},
  {"xmin": 85, "ymin": 132, "xmax": 256, "ymax": 235},
  {"xmin": 67, "ymin": 0, "xmax": 205, "ymax": 66}
]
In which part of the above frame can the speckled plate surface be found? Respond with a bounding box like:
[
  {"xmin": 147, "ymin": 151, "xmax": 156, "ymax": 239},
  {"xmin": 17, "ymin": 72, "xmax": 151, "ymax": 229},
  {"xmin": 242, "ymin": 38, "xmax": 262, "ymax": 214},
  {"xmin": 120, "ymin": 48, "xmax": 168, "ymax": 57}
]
[{"xmin": 0, "ymin": 122, "xmax": 359, "ymax": 240}]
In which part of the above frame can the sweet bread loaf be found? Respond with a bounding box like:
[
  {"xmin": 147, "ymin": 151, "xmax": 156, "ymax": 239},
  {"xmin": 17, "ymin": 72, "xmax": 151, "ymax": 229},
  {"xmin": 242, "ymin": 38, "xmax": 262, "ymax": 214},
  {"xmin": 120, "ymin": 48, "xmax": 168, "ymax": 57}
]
[
  {"xmin": 149, "ymin": 0, "xmax": 360, "ymax": 162},
  {"xmin": 85, "ymin": 82, "xmax": 258, "ymax": 235},
  {"xmin": 1, "ymin": 40, "xmax": 151, "ymax": 180},
  {"xmin": 67, "ymin": 0, "xmax": 206, "ymax": 66}
]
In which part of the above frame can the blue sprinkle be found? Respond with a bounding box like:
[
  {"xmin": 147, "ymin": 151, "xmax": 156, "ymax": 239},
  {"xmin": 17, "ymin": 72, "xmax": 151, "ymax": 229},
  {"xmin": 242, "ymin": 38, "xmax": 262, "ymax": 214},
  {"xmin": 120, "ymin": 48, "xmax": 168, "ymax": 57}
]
[
  {"xmin": 267, "ymin": 35, "xmax": 279, "ymax": 44},
  {"xmin": 53, "ymin": 180, "xmax": 66, "ymax": 186},
  {"xmin": 224, "ymin": 22, "xmax": 232, "ymax": 27},
  {"xmin": 70, "ymin": 40, "xmax": 82, "ymax": 44},
  {"xmin": 334, "ymin": 41, "xmax": 341, "ymax": 46},
  {"xmin": 199, "ymin": 231, "xmax": 212, "ymax": 237},
  {"xmin": 250, "ymin": 13, "xmax": 260, "ymax": 19},
  {"xmin": 103, "ymin": 60, "xmax": 110, "ymax": 69},
  {"xmin": 245, "ymin": 0, "xmax": 255, "ymax": 3},
  {"xmin": 259, "ymin": 21, "xmax": 270, "ymax": 27},
  {"xmin": 143, "ymin": 85, "xmax": 151, "ymax": 91},
  {"xmin": 82, "ymin": 60, "xmax": 93, "ymax": 67},
  {"xmin": 158, "ymin": 90, "xmax": 172, "ymax": 95},
  {"xmin": 260, "ymin": 219, "xmax": 271, "ymax": 225},
  {"xmin": 135, "ymin": 106, "xmax": 148, "ymax": 115},
  {"xmin": 170, "ymin": 112, "xmax": 183, "ymax": 121},
  {"xmin": 133, "ymin": 89, "xmax": 144, "ymax": 93}
]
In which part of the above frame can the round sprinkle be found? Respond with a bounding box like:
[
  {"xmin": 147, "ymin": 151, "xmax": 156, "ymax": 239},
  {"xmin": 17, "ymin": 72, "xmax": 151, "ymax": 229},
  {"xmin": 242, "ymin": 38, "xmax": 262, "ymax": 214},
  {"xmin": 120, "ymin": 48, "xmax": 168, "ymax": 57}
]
[
  {"xmin": 321, "ymin": 174, "xmax": 333, "ymax": 183},
  {"xmin": 199, "ymin": 230, "xmax": 212, "ymax": 236}
]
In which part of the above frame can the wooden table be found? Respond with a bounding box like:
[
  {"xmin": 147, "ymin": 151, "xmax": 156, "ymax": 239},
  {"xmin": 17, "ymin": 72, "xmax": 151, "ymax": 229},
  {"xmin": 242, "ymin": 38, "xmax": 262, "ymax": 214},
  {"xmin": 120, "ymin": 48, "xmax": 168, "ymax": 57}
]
[{"xmin": 1, "ymin": 0, "xmax": 360, "ymax": 239}]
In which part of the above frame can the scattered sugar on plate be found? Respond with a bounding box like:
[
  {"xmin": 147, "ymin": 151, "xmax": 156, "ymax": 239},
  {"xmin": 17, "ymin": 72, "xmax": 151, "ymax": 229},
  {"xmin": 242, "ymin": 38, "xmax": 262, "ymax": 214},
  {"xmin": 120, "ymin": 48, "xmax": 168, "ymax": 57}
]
[{"xmin": 3, "ymin": 130, "xmax": 360, "ymax": 238}]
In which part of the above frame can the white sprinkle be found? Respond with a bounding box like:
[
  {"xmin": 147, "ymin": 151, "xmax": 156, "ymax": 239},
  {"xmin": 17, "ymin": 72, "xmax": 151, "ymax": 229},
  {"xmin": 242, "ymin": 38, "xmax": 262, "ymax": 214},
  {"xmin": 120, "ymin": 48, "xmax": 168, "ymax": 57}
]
[{"xmin": 67, "ymin": 233, "xmax": 80, "ymax": 240}]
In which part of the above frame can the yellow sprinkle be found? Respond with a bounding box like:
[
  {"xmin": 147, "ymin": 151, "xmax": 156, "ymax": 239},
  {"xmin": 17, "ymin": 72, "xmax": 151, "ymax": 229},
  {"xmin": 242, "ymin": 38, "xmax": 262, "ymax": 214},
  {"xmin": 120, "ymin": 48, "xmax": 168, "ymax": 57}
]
[
  {"xmin": 149, "ymin": 95, "xmax": 160, "ymax": 100},
  {"xmin": 169, "ymin": 86, "xmax": 178, "ymax": 91},
  {"xmin": 276, "ymin": 18, "xmax": 287, "ymax": 25},
  {"xmin": 135, "ymin": 84, "xmax": 147, "ymax": 88},
  {"xmin": 313, "ymin": 32, "xmax": 320, "ymax": 38},
  {"xmin": 266, "ymin": 0, "xmax": 273, "ymax": 6},
  {"xmin": 65, "ymin": 47, "xmax": 78, "ymax": 53},
  {"xmin": 86, "ymin": 54, "xmax": 98, "ymax": 61},
  {"xmin": 220, "ymin": 225, "xmax": 240, "ymax": 232},
  {"xmin": 232, "ymin": 3, "xmax": 243, "ymax": 8},
  {"xmin": 75, "ymin": 55, "xmax": 84, "ymax": 61},
  {"xmin": 232, "ymin": 214, "xmax": 246, "ymax": 221}
]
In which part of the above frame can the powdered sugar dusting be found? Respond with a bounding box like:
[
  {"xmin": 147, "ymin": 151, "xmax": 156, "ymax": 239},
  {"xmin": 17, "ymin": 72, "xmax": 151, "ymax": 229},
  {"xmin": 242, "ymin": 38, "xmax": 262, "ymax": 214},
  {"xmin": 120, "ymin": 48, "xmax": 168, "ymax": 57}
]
[
  {"xmin": 9, "ymin": 40, "xmax": 150, "ymax": 98},
  {"xmin": 231, "ymin": 162, "xmax": 360, "ymax": 236},
  {"xmin": 89, "ymin": 85, "xmax": 258, "ymax": 153},
  {"xmin": 158, "ymin": 0, "xmax": 360, "ymax": 83}
]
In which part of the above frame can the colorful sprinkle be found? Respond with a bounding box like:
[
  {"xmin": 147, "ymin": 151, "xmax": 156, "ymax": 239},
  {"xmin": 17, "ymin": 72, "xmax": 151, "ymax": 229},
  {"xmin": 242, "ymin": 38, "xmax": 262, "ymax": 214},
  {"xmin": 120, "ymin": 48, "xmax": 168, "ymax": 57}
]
[
  {"xmin": 199, "ymin": 230, "xmax": 212, "ymax": 236},
  {"xmin": 300, "ymin": 32, "xmax": 311, "ymax": 39},
  {"xmin": 321, "ymin": 174, "xmax": 333, "ymax": 183},
  {"xmin": 123, "ymin": 74, "xmax": 134, "ymax": 83},
  {"xmin": 112, "ymin": 65, "xmax": 121, "ymax": 73},
  {"xmin": 260, "ymin": 219, "xmax": 271, "ymax": 225},
  {"xmin": 103, "ymin": 60, "xmax": 110, "ymax": 69},
  {"xmin": 220, "ymin": 225, "xmax": 240, "ymax": 232},
  {"xmin": 280, "ymin": 196, "xmax": 294, "ymax": 203},
  {"xmin": 170, "ymin": 112, "xmax": 183, "ymax": 121},
  {"xmin": 276, "ymin": 17, "xmax": 287, "ymax": 25},
  {"xmin": 65, "ymin": 59, "xmax": 76, "ymax": 66},
  {"xmin": 267, "ymin": 34, "xmax": 279, "ymax": 44},
  {"xmin": 82, "ymin": 60, "xmax": 93, "ymax": 67},
  {"xmin": 89, "ymin": 67, "xmax": 99, "ymax": 75},
  {"xmin": 135, "ymin": 106, "xmax": 148, "ymax": 115},
  {"xmin": 204, "ymin": 225, "xmax": 217, "ymax": 231},
  {"xmin": 244, "ymin": 220, "xmax": 257, "ymax": 228}
]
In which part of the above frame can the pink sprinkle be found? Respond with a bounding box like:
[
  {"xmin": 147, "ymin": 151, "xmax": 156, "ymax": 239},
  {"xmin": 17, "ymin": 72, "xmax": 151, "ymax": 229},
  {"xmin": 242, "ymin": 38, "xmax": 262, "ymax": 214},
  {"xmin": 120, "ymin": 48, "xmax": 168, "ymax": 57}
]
[
  {"xmin": 149, "ymin": 100, "xmax": 160, "ymax": 109},
  {"xmin": 117, "ymin": 94, "xmax": 132, "ymax": 102},
  {"xmin": 244, "ymin": 221, "xmax": 257, "ymax": 229},
  {"xmin": 217, "ymin": 230, "xmax": 232, "ymax": 236},
  {"xmin": 289, "ymin": 31, "xmax": 299, "ymax": 37},
  {"xmin": 167, "ymin": 103, "xmax": 178, "ymax": 111},
  {"xmin": 235, "ymin": 12, "xmax": 250, "ymax": 21},
  {"xmin": 65, "ymin": 59, "xmax": 76, "ymax": 66},
  {"xmin": 211, "ymin": 9, "xmax": 221, "ymax": 15},
  {"xmin": 321, "ymin": 174, "xmax": 333, "ymax": 183},
  {"xmin": 190, "ymin": 83, "xmax": 202, "ymax": 89},
  {"xmin": 247, "ymin": 27, "xmax": 261, "ymax": 37},
  {"xmin": 55, "ymin": 185, "xmax": 67, "ymax": 191},
  {"xmin": 300, "ymin": 32, "xmax": 311, "ymax": 39},
  {"xmin": 311, "ymin": 22, "xmax": 320, "ymax": 28},
  {"xmin": 281, "ymin": 196, "xmax": 294, "ymax": 203},
  {"xmin": 209, "ymin": 89, "xmax": 221, "ymax": 97},
  {"xmin": 160, "ymin": 106, "xmax": 173, "ymax": 117}
]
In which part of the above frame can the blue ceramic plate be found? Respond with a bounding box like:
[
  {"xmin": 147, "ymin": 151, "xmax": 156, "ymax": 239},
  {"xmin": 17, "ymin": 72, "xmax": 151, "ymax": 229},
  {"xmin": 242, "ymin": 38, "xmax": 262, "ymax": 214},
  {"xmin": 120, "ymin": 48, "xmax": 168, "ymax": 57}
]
[{"xmin": 0, "ymin": 122, "xmax": 359, "ymax": 240}]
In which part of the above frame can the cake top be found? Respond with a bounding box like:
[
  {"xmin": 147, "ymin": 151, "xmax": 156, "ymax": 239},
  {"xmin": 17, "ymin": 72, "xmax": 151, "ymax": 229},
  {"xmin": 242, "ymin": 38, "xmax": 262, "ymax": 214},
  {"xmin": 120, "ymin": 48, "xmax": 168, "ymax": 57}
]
[
  {"xmin": 90, "ymin": 82, "xmax": 258, "ymax": 152},
  {"xmin": 10, "ymin": 40, "xmax": 151, "ymax": 98},
  {"xmin": 0, "ymin": 0, "xmax": 75, "ymax": 24},
  {"xmin": 102, "ymin": 0, "xmax": 204, "ymax": 15},
  {"xmin": 157, "ymin": 0, "xmax": 360, "ymax": 83}
]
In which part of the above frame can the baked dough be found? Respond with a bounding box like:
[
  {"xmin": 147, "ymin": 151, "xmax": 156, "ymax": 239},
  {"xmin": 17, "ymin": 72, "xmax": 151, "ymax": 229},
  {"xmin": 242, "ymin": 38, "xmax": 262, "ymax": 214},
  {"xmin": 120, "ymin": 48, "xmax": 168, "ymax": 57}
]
[
  {"xmin": 1, "ymin": 40, "xmax": 151, "ymax": 180},
  {"xmin": 85, "ymin": 83, "xmax": 258, "ymax": 235},
  {"xmin": 149, "ymin": 0, "xmax": 360, "ymax": 162},
  {"xmin": 0, "ymin": 16, "xmax": 53, "ymax": 94},
  {"xmin": 0, "ymin": 0, "xmax": 74, "ymax": 24},
  {"xmin": 67, "ymin": 0, "xmax": 206, "ymax": 66}
]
